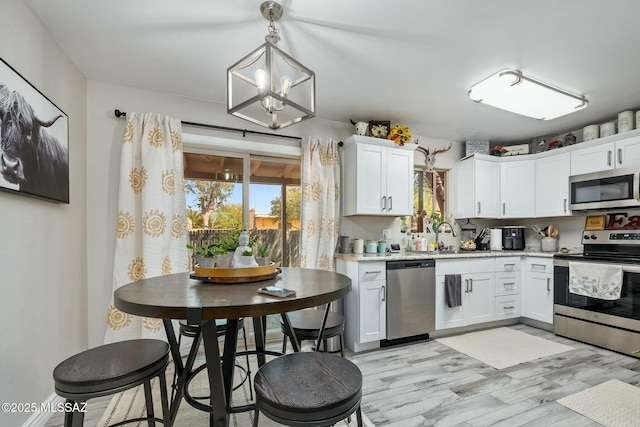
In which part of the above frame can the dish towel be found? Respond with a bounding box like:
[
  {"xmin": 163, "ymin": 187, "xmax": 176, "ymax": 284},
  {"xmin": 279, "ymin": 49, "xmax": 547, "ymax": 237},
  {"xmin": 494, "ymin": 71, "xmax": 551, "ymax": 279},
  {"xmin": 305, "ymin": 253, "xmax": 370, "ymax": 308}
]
[
  {"xmin": 445, "ymin": 274, "xmax": 462, "ymax": 307},
  {"xmin": 569, "ymin": 261, "xmax": 623, "ymax": 300}
]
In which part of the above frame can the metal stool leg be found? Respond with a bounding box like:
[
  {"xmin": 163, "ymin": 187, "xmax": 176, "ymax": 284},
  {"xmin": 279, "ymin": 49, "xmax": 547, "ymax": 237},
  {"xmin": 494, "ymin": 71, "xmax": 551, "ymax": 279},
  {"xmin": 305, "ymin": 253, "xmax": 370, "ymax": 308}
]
[
  {"xmin": 143, "ymin": 380, "xmax": 156, "ymax": 427},
  {"xmin": 241, "ymin": 325, "xmax": 254, "ymax": 400}
]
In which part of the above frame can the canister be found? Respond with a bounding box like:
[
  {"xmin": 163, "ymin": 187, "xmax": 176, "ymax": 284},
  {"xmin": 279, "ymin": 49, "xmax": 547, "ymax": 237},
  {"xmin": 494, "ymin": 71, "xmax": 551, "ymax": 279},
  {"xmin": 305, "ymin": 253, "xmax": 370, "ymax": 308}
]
[
  {"xmin": 600, "ymin": 121, "xmax": 616, "ymax": 137},
  {"xmin": 352, "ymin": 238, "xmax": 364, "ymax": 254},
  {"xmin": 541, "ymin": 237, "xmax": 558, "ymax": 252},
  {"xmin": 365, "ymin": 240, "xmax": 377, "ymax": 254},
  {"xmin": 489, "ymin": 228, "xmax": 503, "ymax": 251},
  {"xmin": 377, "ymin": 241, "xmax": 387, "ymax": 254},
  {"xmin": 583, "ymin": 125, "xmax": 599, "ymax": 141},
  {"xmin": 618, "ymin": 111, "xmax": 634, "ymax": 133},
  {"xmin": 339, "ymin": 236, "xmax": 350, "ymax": 254}
]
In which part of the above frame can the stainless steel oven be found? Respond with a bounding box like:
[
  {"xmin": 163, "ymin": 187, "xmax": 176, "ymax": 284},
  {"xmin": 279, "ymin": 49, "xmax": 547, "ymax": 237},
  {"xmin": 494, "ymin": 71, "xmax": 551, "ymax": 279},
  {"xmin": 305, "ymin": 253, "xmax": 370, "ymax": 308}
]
[
  {"xmin": 553, "ymin": 227, "xmax": 640, "ymax": 357},
  {"xmin": 569, "ymin": 167, "xmax": 640, "ymax": 211}
]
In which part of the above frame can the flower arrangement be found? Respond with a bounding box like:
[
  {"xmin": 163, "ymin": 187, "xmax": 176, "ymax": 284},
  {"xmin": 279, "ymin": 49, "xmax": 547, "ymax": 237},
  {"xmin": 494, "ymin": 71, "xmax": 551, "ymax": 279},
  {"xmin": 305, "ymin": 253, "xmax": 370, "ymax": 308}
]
[
  {"xmin": 388, "ymin": 125, "xmax": 412, "ymax": 146},
  {"xmin": 490, "ymin": 145, "xmax": 507, "ymax": 156}
]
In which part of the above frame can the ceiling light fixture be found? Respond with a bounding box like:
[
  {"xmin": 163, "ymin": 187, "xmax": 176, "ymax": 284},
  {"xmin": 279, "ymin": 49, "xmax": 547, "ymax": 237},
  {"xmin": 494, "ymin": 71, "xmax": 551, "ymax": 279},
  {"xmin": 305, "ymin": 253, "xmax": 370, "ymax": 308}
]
[
  {"xmin": 468, "ymin": 69, "xmax": 587, "ymax": 120},
  {"xmin": 227, "ymin": 1, "xmax": 315, "ymax": 130}
]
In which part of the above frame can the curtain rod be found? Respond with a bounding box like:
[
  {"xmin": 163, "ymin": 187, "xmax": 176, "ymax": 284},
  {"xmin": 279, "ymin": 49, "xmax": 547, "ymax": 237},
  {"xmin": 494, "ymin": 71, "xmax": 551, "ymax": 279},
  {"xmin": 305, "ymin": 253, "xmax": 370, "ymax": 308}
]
[{"xmin": 113, "ymin": 109, "xmax": 302, "ymax": 141}]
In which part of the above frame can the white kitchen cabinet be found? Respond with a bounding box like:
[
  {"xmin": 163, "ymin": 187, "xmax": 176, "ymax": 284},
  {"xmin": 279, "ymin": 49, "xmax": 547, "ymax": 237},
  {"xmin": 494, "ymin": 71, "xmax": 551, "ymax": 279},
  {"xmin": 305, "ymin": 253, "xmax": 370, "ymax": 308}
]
[
  {"xmin": 342, "ymin": 135, "xmax": 415, "ymax": 216},
  {"xmin": 336, "ymin": 260, "xmax": 386, "ymax": 352},
  {"xmin": 500, "ymin": 158, "xmax": 535, "ymax": 218},
  {"xmin": 494, "ymin": 256, "xmax": 521, "ymax": 320},
  {"xmin": 570, "ymin": 141, "xmax": 615, "ymax": 175},
  {"xmin": 435, "ymin": 258, "xmax": 494, "ymax": 330},
  {"xmin": 615, "ymin": 135, "xmax": 640, "ymax": 168},
  {"xmin": 523, "ymin": 257, "xmax": 554, "ymax": 324},
  {"xmin": 570, "ymin": 136, "xmax": 640, "ymax": 175},
  {"xmin": 454, "ymin": 154, "xmax": 500, "ymax": 219},
  {"xmin": 535, "ymin": 151, "xmax": 571, "ymax": 217}
]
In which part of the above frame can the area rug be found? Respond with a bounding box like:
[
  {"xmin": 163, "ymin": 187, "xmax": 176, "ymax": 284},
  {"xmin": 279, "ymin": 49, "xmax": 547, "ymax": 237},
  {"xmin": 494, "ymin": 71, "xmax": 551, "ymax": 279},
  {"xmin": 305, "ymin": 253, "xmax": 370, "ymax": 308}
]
[
  {"xmin": 557, "ymin": 379, "xmax": 640, "ymax": 427},
  {"xmin": 435, "ymin": 327, "xmax": 573, "ymax": 369},
  {"xmin": 97, "ymin": 359, "xmax": 375, "ymax": 427}
]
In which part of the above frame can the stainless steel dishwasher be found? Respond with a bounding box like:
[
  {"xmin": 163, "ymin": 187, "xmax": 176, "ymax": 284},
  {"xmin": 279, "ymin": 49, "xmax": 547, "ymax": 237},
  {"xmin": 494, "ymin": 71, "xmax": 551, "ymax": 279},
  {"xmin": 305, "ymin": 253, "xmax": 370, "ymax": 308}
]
[{"xmin": 384, "ymin": 259, "xmax": 436, "ymax": 344}]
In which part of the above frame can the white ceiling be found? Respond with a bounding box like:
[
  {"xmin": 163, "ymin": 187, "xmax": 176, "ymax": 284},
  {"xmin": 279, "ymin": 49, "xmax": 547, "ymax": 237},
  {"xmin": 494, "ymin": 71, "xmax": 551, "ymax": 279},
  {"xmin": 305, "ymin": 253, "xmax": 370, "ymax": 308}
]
[{"xmin": 24, "ymin": 0, "xmax": 640, "ymax": 143}]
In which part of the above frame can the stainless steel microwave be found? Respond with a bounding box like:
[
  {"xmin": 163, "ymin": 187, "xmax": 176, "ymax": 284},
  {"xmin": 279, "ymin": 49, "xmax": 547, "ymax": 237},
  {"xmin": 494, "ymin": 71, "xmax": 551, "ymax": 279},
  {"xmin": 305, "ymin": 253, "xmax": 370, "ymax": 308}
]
[{"xmin": 569, "ymin": 167, "xmax": 640, "ymax": 211}]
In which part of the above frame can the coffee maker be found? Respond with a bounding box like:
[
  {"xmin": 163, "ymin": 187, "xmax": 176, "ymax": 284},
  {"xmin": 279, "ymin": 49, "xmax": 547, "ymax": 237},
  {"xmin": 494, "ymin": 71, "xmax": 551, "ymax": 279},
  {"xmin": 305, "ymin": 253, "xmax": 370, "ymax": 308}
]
[{"xmin": 502, "ymin": 226, "xmax": 525, "ymax": 250}]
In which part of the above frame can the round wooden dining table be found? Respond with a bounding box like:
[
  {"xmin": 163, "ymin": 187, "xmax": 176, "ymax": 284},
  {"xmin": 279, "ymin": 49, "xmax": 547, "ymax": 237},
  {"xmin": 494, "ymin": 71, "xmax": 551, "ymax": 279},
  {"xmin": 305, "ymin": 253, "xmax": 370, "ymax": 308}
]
[{"xmin": 114, "ymin": 267, "xmax": 351, "ymax": 427}]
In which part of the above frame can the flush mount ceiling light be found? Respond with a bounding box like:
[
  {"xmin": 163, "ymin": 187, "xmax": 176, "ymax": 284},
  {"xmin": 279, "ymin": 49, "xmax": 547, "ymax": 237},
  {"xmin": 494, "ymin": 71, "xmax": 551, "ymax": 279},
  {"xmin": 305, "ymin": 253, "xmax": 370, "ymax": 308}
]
[
  {"xmin": 227, "ymin": 1, "xmax": 315, "ymax": 130},
  {"xmin": 468, "ymin": 69, "xmax": 587, "ymax": 120}
]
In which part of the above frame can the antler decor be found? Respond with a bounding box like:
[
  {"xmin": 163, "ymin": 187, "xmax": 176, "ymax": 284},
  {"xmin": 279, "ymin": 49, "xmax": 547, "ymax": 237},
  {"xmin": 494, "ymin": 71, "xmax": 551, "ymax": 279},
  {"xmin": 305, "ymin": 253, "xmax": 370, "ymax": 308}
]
[{"xmin": 416, "ymin": 143, "xmax": 452, "ymax": 171}]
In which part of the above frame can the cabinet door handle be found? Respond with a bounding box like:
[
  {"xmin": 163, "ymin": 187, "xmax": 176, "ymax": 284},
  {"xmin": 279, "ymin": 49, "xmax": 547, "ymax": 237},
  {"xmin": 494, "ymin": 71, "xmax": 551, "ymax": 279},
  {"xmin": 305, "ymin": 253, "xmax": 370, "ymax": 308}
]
[
  {"xmin": 564, "ymin": 198, "xmax": 567, "ymax": 212},
  {"xmin": 465, "ymin": 279, "xmax": 469, "ymax": 293},
  {"xmin": 381, "ymin": 196, "xmax": 387, "ymax": 211},
  {"xmin": 381, "ymin": 285, "xmax": 386, "ymax": 301},
  {"xmin": 502, "ymin": 202, "xmax": 506, "ymax": 215},
  {"xmin": 388, "ymin": 196, "xmax": 393, "ymax": 211},
  {"xmin": 607, "ymin": 150, "xmax": 612, "ymax": 166},
  {"xmin": 505, "ymin": 282, "xmax": 514, "ymax": 287},
  {"xmin": 504, "ymin": 306, "xmax": 515, "ymax": 310},
  {"xmin": 477, "ymin": 202, "xmax": 481, "ymax": 215},
  {"xmin": 547, "ymin": 277, "xmax": 551, "ymax": 293},
  {"xmin": 618, "ymin": 148, "xmax": 623, "ymax": 165},
  {"xmin": 470, "ymin": 278, "xmax": 473, "ymax": 292},
  {"xmin": 364, "ymin": 270, "xmax": 383, "ymax": 275}
]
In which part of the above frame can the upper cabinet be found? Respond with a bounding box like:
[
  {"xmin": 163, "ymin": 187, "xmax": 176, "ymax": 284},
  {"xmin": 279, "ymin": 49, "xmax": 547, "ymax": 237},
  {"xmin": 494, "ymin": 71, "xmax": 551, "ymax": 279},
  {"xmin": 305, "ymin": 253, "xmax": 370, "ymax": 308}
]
[
  {"xmin": 535, "ymin": 151, "xmax": 571, "ymax": 217},
  {"xmin": 500, "ymin": 158, "xmax": 535, "ymax": 218},
  {"xmin": 454, "ymin": 155, "xmax": 500, "ymax": 219},
  {"xmin": 342, "ymin": 135, "xmax": 416, "ymax": 216},
  {"xmin": 570, "ymin": 134, "xmax": 640, "ymax": 175}
]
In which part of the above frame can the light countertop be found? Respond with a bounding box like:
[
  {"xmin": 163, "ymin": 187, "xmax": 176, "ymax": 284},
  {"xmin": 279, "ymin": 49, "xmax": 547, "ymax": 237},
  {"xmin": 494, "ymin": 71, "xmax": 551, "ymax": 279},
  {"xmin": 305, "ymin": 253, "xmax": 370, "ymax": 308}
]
[{"xmin": 334, "ymin": 247, "xmax": 580, "ymax": 262}]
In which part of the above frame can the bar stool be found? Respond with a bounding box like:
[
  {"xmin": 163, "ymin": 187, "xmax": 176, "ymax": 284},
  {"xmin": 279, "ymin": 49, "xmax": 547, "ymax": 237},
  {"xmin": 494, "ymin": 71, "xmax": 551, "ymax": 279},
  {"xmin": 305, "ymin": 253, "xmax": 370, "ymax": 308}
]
[
  {"xmin": 281, "ymin": 309, "xmax": 345, "ymax": 356},
  {"xmin": 253, "ymin": 351, "xmax": 363, "ymax": 427},
  {"xmin": 173, "ymin": 318, "xmax": 253, "ymax": 406},
  {"xmin": 53, "ymin": 339, "xmax": 170, "ymax": 427}
]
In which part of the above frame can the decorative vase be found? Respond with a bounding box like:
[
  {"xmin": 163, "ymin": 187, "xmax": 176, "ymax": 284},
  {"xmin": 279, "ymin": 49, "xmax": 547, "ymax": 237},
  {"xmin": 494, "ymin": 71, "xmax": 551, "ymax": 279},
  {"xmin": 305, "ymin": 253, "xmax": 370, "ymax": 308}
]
[
  {"xmin": 215, "ymin": 253, "xmax": 232, "ymax": 268},
  {"xmin": 256, "ymin": 256, "xmax": 271, "ymax": 266},
  {"xmin": 197, "ymin": 256, "xmax": 215, "ymax": 268}
]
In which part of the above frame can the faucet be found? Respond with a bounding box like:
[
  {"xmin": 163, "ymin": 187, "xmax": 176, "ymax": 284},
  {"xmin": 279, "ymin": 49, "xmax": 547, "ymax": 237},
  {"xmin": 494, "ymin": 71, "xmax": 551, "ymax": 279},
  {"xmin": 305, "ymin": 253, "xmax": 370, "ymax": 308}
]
[{"xmin": 435, "ymin": 221, "xmax": 458, "ymax": 250}]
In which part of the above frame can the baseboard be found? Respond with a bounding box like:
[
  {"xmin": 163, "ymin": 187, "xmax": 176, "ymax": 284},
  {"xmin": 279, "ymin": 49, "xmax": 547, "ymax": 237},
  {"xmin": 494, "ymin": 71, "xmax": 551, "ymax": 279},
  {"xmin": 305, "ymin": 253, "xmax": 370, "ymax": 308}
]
[{"xmin": 22, "ymin": 393, "xmax": 65, "ymax": 427}]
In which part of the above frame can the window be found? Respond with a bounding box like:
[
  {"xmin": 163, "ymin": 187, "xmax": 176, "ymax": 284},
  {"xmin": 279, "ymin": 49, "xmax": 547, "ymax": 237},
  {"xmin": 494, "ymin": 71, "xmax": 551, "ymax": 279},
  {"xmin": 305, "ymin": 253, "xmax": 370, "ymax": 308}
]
[
  {"xmin": 414, "ymin": 169, "xmax": 446, "ymax": 220},
  {"xmin": 183, "ymin": 152, "xmax": 300, "ymax": 268}
]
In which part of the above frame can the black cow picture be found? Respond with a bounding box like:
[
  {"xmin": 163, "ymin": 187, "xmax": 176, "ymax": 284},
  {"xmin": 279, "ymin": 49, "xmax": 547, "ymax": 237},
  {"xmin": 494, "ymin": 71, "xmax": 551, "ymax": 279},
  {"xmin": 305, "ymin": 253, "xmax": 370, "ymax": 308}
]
[{"xmin": 0, "ymin": 58, "xmax": 69, "ymax": 203}]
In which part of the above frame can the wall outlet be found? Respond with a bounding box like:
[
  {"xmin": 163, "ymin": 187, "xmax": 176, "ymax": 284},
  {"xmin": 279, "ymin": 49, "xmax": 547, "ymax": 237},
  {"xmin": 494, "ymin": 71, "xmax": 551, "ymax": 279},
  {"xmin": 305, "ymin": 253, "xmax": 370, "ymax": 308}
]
[{"xmin": 382, "ymin": 228, "xmax": 391, "ymax": 240}]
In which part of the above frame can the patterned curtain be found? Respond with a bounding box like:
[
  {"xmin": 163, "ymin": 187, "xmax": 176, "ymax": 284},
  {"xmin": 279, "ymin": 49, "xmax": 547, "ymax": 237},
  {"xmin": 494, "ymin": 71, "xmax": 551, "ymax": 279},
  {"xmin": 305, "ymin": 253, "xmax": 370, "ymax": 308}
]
[
  {"xmin": 300, "ymin": 137, "xmax": 340, "ymax": 271},
  {"xmin": 104, "ymin": 113, "xmax": 188, "ymax": 343}
]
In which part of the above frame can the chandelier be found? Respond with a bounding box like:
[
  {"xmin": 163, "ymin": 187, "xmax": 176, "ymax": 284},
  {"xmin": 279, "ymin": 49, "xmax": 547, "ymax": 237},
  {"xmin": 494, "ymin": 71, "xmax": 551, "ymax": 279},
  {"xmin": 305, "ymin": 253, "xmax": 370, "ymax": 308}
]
[{"xmin": 227, "ymin": 1, "xmax": 316, "ymax": 130}]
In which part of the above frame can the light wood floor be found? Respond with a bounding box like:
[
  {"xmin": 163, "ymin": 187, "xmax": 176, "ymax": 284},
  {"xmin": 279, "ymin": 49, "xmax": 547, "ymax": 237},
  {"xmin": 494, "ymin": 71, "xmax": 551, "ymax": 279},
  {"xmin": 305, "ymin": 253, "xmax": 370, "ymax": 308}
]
[{"xmin": 45, "ymin": 324, "xmax": 640, "ymax": 426}]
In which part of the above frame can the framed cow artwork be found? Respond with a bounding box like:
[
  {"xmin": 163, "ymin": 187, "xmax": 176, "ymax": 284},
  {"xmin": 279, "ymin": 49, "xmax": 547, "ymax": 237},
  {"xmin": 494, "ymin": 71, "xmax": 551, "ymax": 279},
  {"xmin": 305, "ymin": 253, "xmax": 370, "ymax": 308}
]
[{"xmin": 0, "ymin": 57, "xmax": 69, "ymax": 203}]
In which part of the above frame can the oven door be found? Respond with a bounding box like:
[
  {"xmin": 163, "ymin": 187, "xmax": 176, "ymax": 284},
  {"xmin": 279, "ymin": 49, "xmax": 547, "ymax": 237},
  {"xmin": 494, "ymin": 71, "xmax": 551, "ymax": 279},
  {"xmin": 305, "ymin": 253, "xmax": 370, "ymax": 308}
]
[
  {"xmin": 554, "ymin": 259, "xmax": 640, "ymax": 321},
  {"xmin": 569, "ymin": 167, "xmax": 640, "ymax": 211}
]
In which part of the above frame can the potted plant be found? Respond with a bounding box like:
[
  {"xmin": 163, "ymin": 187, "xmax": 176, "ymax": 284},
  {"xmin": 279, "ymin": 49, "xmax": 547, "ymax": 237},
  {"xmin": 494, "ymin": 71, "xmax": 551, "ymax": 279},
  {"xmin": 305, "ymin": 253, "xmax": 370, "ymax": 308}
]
[
  {"xmin": 255, "ymin": 243, "xmax": 270, "ymax": 266},
  {"xmin": 186, "ymin": 242, "xmax": 216, "ymax": 268}
]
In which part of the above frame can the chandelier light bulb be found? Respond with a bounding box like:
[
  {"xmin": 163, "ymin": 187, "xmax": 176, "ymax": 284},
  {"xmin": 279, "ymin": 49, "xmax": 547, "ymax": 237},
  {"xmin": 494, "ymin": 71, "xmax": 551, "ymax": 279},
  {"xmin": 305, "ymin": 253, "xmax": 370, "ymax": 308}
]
[
  {"xmin": 254, "ymin": 69, "xmax": 268, "ymax": 94},
  {"xmin": 280, "ymin": 75, "xmax": 292, "ymax": 96}
]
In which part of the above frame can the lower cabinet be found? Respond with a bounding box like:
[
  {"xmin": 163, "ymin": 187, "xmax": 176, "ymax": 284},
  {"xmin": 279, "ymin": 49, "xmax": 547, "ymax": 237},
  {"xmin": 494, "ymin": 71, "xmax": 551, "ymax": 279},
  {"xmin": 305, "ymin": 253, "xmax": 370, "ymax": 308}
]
[
  {"xmin": 523, "ymin": 257, "xmax": 554, "ymax": 324},
  {"xmin": 494, "ymin": 256, "xmax": 522, "ymax": 320},
  {"xmin": 435, "ymin": 259, "xmax": 494, "ymax": 330},
  {"xmin": 336, "ymin": 260, "xmax": 386, "ymax": 352}
]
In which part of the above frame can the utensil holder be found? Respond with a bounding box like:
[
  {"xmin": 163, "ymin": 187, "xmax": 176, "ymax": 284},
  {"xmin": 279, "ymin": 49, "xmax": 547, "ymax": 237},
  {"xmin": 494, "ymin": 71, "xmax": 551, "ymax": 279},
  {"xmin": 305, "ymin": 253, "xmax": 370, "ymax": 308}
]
[{"xmin": 541, "ymin": 237, "xmax": 558, "ymax": 252}]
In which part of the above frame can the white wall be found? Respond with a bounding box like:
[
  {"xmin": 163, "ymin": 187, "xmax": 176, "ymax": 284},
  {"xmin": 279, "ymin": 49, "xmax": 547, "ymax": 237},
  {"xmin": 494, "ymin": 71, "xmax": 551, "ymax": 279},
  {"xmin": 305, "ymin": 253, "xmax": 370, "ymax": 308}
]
[
  {"xmin": 86, "ymin": 80, "xmax": 354, "ymax": 347},
  {"xmin": 0, "ymin": 1, "xmax": 87, "ymax": 425}
]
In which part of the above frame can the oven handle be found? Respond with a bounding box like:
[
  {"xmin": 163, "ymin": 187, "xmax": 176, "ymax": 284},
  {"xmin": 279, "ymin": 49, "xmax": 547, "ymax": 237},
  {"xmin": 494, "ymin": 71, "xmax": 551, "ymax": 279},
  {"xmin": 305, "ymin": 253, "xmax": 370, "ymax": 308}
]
[{"xmin": 554, "ymin": 259, "xmax": 640, "ymax": 273}]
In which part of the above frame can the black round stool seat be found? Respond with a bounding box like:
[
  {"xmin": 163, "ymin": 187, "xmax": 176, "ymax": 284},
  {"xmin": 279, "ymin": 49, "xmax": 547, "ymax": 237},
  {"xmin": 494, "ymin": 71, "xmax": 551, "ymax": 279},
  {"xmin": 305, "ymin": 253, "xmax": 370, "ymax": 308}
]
[
  {"xmin": 53, "ymin": 339, "xmax": 170, "ymax": 426},
  {"xmin": 281, "ymin": 309, "xmax": 345, "ymax": 356},
  {"xmin": 253, "ymin": 352, "xmax": 363, "ymax": 426}
]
